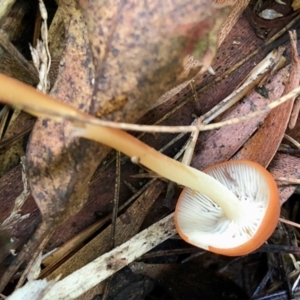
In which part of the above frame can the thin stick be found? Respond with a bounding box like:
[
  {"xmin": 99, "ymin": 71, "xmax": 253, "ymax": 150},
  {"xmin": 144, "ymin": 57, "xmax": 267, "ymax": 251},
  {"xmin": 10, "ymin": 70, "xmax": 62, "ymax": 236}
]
[
  {"xmin": 201, "ymin": 85, "xmax": 300, "ymax": 131},
  {"xmin": 279, "ymin": 218, "xmax": 300, "ymax": 229},
  {"xmin": 202, "ymin": 47, "xmax": 285, "ymax": 124},
  {"xmin": 289, "ymin": 95, "xmax": 300, "ymax": 129},
  {"xmin": 110, "ymin": 151, "xmax": 121, "ymax": 249},
  {"xmin": 0, "ymin": 73, "xmax": 300, "ymax": 133},
  {"xmin": 277, "ymin": 177, "xmax": 300, "ymax": 185},
  {"xmin": 284, "ymin": 134, "xmax": 300, "ymax": 150},
  {"xmin": 181, "ymin": 117, "xmax": 202, "ymax": 165}
]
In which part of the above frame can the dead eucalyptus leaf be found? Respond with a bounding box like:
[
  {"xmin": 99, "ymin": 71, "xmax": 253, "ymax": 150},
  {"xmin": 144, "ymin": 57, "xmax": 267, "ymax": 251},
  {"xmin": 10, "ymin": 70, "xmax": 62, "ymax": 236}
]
[
  {"xmin": 192, "ymin": 59, "xmax": 289, "ymax": 170},
  {"xmin": 235, "ymin": 31, "xmax": 300, "ymax": 166},
  {"xmin": 81, "ymin": 0, "xmax": 232, "ymax": 122}
]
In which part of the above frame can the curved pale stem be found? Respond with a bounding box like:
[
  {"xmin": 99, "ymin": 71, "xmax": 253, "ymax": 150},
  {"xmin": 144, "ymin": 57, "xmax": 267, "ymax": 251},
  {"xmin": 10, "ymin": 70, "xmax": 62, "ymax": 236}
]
[
  {"xmin": 0, "ymin": 73, "xmax": 242, "ymax": 220},
  {"xmin": 75, "ymin": 124, "xmax": 243, "ymax": 220}
]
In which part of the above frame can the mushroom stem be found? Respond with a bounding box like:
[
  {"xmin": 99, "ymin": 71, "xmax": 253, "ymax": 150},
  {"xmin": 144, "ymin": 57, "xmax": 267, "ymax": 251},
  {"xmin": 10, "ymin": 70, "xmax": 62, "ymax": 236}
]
[
  {"xmin": 0, "ymin": 73, "xmax": 243, "ymax": 221},
  {"xmin": 74, "ymin": 124, "xmax": 243, "ymax": 221}
]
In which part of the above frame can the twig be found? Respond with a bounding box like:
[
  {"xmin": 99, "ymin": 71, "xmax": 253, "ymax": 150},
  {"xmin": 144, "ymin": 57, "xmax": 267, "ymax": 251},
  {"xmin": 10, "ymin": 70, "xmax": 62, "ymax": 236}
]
[
  {"xmin": 202, "ymin": 47, "xmax": 285, "ymax": 124},
  {"xmin": 290, "ymin": 95, "xmax": 300, "ymax": 128},
  {"xmin": 251, "ymin": 268, "xmax": 274, "ymax": 299},
  {"xmin": 181, "ymin": 117, "xmax": 202, "ymax": 165},
  {"xmin": 284, "ymin": 134, "xmax": 300, "ymax": 150},
  {"xmin": 102, "ymin": 151, "xmax": 121, "ymax": 300},
  {"xmin": 110, "ymin": 151, "xmax": 121, "ymax": 249},
  {"xmin": 201, "ymin": 85, "xmax": 300, "ymax": 131},
  {"xmin": 1, "ymin": 69, "xmax": 299, "ymax": 133},
  {"xmin": 138, "ymin": 13, "xmax": 300, "ymax": 138},
  {"xmin": 277, "ymin": 177, "xmax": 300, "ymax": 185},
  {"xmin": 279, "ymin": 217, "xmax": 300, "ymax": 230}
]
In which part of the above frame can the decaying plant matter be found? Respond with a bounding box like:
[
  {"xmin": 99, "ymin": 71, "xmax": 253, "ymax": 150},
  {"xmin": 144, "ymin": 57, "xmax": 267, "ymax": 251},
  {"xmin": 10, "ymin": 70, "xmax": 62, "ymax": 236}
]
[
  {"xmin": 0, "ymin": 0, "xmax": 232, "ymax": 293},
  {"xmin": 1, "ymin": 0, "xmax": 300, "ymax": 298},
  {"xmin": 0, "ymin": 32, "xmax": 300, "ymax": 299}
]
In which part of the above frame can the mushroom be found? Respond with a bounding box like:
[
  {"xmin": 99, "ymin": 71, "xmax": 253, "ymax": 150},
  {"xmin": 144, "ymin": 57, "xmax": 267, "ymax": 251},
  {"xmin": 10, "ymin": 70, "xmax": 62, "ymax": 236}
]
[
  {"xmin": 0, "ymin": 74, "xmax": 280, "ymax": 256},
  {"xmin": 0, "ymin": 74, "xmax": 251, "ymax": 221},
  {"xmin": 175, "ymin": 160, "xmax": 280, "ymax": 256}
]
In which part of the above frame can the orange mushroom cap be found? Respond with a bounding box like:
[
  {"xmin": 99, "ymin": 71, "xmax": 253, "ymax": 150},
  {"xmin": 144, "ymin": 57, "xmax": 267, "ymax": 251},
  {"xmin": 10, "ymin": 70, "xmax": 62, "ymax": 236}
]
[{"xmin": 174, "ymin": 160, "xmax": 280, "ymax": 256}]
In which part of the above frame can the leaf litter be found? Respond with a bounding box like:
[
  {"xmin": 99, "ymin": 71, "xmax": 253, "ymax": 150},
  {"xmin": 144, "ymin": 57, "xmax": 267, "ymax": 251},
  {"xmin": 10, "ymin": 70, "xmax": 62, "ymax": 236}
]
[{"xmin": 0, "ymin": 0, "xmax": 300, "ymax": 300}]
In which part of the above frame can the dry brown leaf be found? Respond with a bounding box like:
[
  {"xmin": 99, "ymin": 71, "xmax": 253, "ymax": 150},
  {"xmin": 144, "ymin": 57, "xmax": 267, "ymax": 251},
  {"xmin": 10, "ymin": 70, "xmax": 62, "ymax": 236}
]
[
  {"xmin": 235, "ymin": 31, "xmax": 300, "ymax": 166},
  {"xmin": 81, "ymin": 0, "xmax": 232, "ymax": 122},
  {"xmin": 192, "ymin": 64, "xmax": 289, "ymax": 170},
  {"xmin": 269, "ymin": 153, "xmax": 300, "ymax": 205}
]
